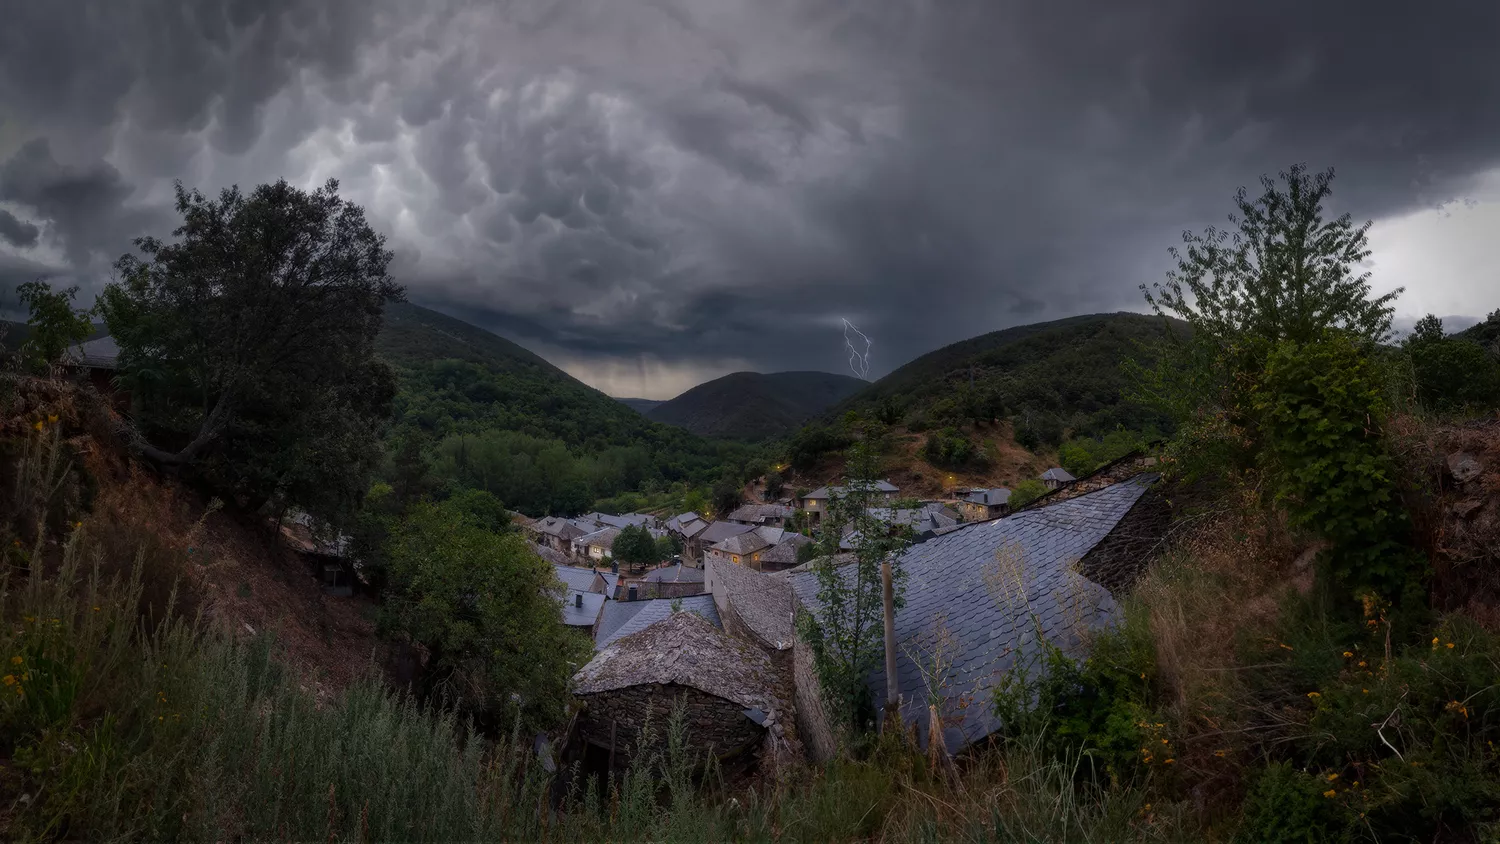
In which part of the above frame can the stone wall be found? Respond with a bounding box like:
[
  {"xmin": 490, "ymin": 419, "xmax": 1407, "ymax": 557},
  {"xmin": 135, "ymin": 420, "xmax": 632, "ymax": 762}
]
[
  {"xmin": 577, "ymin": 682, "xmax": 764, "ymax": 766},
  {"xmin": 1076, "ymin": 486, "xmax": 1171, "ymax": 596},
  {"xmin": 633, "ymin": 580, "xmax": 707, "ymax": 601},
  {"xmin": 791, "ymin": 635, "xmax": 839, "ymax": 762}
]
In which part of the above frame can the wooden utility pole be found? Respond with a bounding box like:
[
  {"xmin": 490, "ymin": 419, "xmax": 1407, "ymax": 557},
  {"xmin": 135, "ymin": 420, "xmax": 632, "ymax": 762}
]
[{"xmin": 881, "ymin": 557, "xmax": 900, "ymax": 731}]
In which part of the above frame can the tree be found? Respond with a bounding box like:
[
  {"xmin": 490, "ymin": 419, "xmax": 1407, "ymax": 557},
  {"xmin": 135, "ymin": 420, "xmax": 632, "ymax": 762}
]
[
  {"xmin": 1008, "ymin": 478, "xmax": 1049, "ymax": 509},
  {"xmin": 380, "ymin": 499, "xmax": 588, "ymax": 727},
  {"xmin": 763, "ymin": 471, "xmax": 785, "ymax": 501},
  {"xmin": 655, "ymin": 534, "xmax": 678, "ymax": 562},
  {"xmin": 611, "ymin": 524, "xmax": 657, "ymax": 570},
  {"xmin": 1138, "ymin": 164, "xmax": 1400, "ymax": 476},
  {"xmin": 16, "ymin": 281, "xmax": 94, "ymax": 373},
  {"xmin": 711, "ymin": 481, "xmax": 742, "ymax": 520},
  {"xmin": 796, "ymin": 439, "xmax": 909, "ymax": 734},
  {"xmin": 101, "ymin": 179, "xmax": 403, "ymax": 526},
  {"xmin": 681, "ymin": 488, "xmax": 710, "ymax": 518},
  {"xmin": 1405, "ymin": 315, "xmax": 1500, "ymax": 414}
]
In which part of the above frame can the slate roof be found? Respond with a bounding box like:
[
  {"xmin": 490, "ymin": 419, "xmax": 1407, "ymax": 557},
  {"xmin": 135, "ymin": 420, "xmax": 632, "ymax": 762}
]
[
  {"xmin": 65, "ymin": 335, "xmax": 121, "ymax": 369},
  {"xmin": 531, "ymin": 542, "xmax": 571, "ymax": 566},
  {"xmin": 788, "ymin": 475, "xmax": 1157, "ymax": 754},
  {"xmin": 696, "ymin": 520, "xmax": 755, "ymax": 545},
  {"xmin": 643, "ymin": 564, "xmax": 705, "ymax": 584},
  {"xmin": 965, "ymin": 488, "xmax": 1012, "ymax": 507},
  {"xmin": 553, "ymin": 564, "xmax": 601, "ymax": 593},
  {"xmin": 594, "ymin": 594, "xmax": 721, "ymax": 650},
  {"xmin": 561, "ymin": 589, "xmax": 606, "ymax": 627},
  {"xmin": 727, "ymin": 503, "xmax": 795, "ymax": 524},
  {"xmin": 583, "ymin": 512, "xmax": 652, "ymax": 529},
  {"xmin": 714, "ymin": 531, "xmax": 772, "ymax": 556},
  {"xmin": 574, "ymin": 612, "xmax": 780, "ymax": 720},
  {"xmin": 803, "ymin": 479, "xmax": 899, "ymax": 500},
  {"xmin": 1042, "ymin": 468, "xmax": 1077, "ymax": 482},
  {"xmin": 535, "ymin": 517, "xmax": 588, "ymax": 540},
  {"xmin": 758, "ymin": 533, "xmax": 813, "ymax": 566},
  {"xmin": 577, "ymin": 527, "xmax": 621, "ymax": 550},
  {"xmin": 709, "ymin": 558, "xmax": 796, "ymax": 649}
]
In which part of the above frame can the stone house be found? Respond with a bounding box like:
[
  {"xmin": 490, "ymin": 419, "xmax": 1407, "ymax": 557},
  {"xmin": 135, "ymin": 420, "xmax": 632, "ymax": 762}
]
[
  {"xmin": 573, "ymin": 612, "xmax": 789, "ymax": 774},
  {"xmin": 786, "ymin": 474, "xmax": 1163, "ymax": 759},
  {"xmin": 726, "ymin": 503, "xmax": 795, "ymax": 528},
  {"xmin": 1041, "ymin": 467, "xmax": 1077, "ymax": 490},
  {"xmin": 532, "ymin": 517, "xmax": 590, "ymax": 557},
  {"xmin": 798, "ymin": 480, "xmax": 900, "ymax": 524},
  {"xmin": 573, "ymin": 527, "xmax": 622, "ymax": 561},
  {"xmin": 688, "ymin": 520, "xmax": 755, "ymax": 567},
  {"xmin": 755, "ymin": 533, "xmax": 813, "ymax": 572},
  {"xmin": 958, "ymin": 488, "xmax": 1012, "ymax": 521},
  {"xmin": 635, "ymin": 564, "xmax": 707, "ymax": 600}
]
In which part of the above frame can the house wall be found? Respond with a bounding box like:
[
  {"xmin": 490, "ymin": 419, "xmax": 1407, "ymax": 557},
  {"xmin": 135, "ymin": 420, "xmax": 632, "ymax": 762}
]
[
  {"xmin": 576, "ymin": 682, "xmax": 765, "ymax": 764},
  {"xmin": 634, "ymin": 580, "xmax": 706, "ymax": 601},
  {"xmin": 791, "ymin": 635, "xmax": 839, "ymax": 762}
]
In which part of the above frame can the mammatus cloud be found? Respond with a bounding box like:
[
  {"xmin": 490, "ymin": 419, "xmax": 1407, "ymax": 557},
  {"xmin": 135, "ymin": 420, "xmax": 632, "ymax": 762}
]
[{"xmin": 2, "ymin": 0, "xmax": 1498, "ymax": 396}]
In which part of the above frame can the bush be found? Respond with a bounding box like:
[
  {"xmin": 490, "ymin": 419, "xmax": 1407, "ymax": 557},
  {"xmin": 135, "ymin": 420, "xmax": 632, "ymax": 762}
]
[
  {"xmin": 1014, "ymin": 412, "xmax": 1064, "ymax": 452},
  {"xmin": 1009, "ymin": 479, "xmax": 1049, "ymax": 508},
  {"xmin": 920, "ymin": 427, "xmax": 985, "ymax": 469},
  {"xmin": 1237, "ymin": 763, "xmax": 1347, "ymax": 843}
]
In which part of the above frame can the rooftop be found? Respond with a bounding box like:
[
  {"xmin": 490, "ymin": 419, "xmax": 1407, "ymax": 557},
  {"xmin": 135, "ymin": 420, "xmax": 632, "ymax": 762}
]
[
  {"xmin": 803, "ymin": 479, "xmax": 900, "ymax": 499},
  {"xmin": 1042, "ymin": 468, "xmax": 1077, "ymax": 482},
  {"xmin": 789, "ymin": 474, "xmax": 1157, "ymax": 754},
  {"xmin": 561, "ymin": 588, "xmax": 606, "ymax": 627},
  {"xmin": 964, "ymin": 488, "xmax": 1012, "ymax": 507},
  {"xmin": 574, "ymin": 612, "xmax": 780, "ymax": 718},
  {"xmin": 643, "ymin": 563, "xmax": 705, "ymax": 584},
  {"xmin": 726, "ymin": 503, "xmax": 796, "ymax": 523},
  {"xmin": 595, "ymin": 594, "xmax": 721, "ymax": 650},
  {"xmin": 65, "ymin": 335, "xmax": 121, "ymax": 369},
  {"xmin": 709, "ymin": 557, "xmax": 796, "ymax": 649},
  {"xmin": 696, "ymin": 520, "xmax": 756, "ymax": 545}
]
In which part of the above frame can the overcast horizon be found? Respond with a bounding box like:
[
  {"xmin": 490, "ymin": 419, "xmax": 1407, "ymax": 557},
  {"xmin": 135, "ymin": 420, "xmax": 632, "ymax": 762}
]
[{"xmin": 3, "ymin": 1, "xmax": 1498, "ymax": 399}]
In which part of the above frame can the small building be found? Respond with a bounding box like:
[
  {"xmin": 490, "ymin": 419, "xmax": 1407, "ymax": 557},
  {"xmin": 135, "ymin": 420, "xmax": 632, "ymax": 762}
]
[
  {"xmin": 725, "ymin": 503, "xmax": 795, "ymax": 528},
  {"xmin": 636, "ymin": 564, "xmax": 707, "ymax": 600},
  {"xmin": 533, "ymin": 517, "xmax": 590, "ymax": 557},
  {"xmin": 798, "ymin": 480, "xmax": 900, "ymax": 523},
  {"xmin": 561, "ymin": 589, "xmax": 607, "ymax": 631},
  {"xmin": 959, "ymin": 488, "xmax": 1012, "ymax": 521},
  {"xmin": 553, "ymin": 563, "xmax": 617, "ymax": 596},
  {"xmin": 687, "ymin": 520, "xmax": 755, "ymax": 566},
  {"xmin": 573, "ymin": 612, "xmax": 786, "ymax": 772},
  {"xmin": 573, "ymin": 527, "xmax": 622, "ymax": 561},
  {"xmin": 753, "ymin": 533, "xmax": 813, "ymax": 572},
  {"xmin": 1041, "ymin": 467, "xmax": 1077, "ymax": 490}
]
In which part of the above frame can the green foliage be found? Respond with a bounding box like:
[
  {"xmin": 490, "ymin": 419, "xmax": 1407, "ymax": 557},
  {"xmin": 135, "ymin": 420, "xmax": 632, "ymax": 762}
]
[
  {"xmin": 102, "ymin": 178, "xmax": 401, "ymax": 528},
  {"xmin": 655, "ymin": 534, "xmax": 678, "ymax": 562},
  {"xmin": 763, "ymin": 471, "xmax": 784, "ymax": 500},
  {"xmin": 15, "ymin": 281, "xmax": 95, "ymax": 372},
  {"xmin": 1059, "ymin": 428, "xmax": 1153, "ymax": 477},
  {"xmin": 919, "ymin": 427, "xmax": 985, "ymax": 470},
  {"xmin": 1008, "ymin": 479, "xmax": 1049, "ymax": 509},
  {"xmin": 796, "ymin": 440, "xmax": 908, "ymax": 735},
  {"xmin": 786, "ymin": 422, "xmax": 855, "ymax": 471},
  {"xmin": 1236, "ymin": 763, "xmax": 1346, "ymax": 843},
  {"xmin": 379, "ymin": 498, "xmax": 587, "ymax": 727},
  {"xmin": 611, "ymin": 523, "xmax": 658, "ymax": 568},
  {"xmin": 1405, "ymin": 314, "xmax": 1500, "ymax": 414},
  {"xmin": 1013, "ymin": 411, "xmax": 1064, "ymax": 452},
  {"xmin": 1139, "ymin": 165, "xmax": 1399, "ymax": 481},
  {"xmin": 711, "ymin": 480, "xmax": 743, "ymax": 519},
  {"xmin": 1252, "ymin": 335, "xmax": 1421, "ymax": 601},
  {"xmin": 647, "ymin": 370, "xmax": 867, "ymax": 439}
]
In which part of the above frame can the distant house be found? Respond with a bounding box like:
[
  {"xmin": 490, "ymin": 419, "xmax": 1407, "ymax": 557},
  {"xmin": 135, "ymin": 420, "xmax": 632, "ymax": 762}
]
[
  {"xmin": 1041, "ymin": 468, "xmax": 1077, "ymax": 490},
  {"xmin": 959, "ymin": 488, "xmax": 1012, "ymax": 521},
  {"xmin": 581, "ymin": 512, "xmax": 655, "ymax": 530},
  {"xmin": 666, "ymin": 512, "xmax": 710, "ymax": 551},
  {"xmin": 532, "ymin": 517, "xmax": 589, "ymax": 556},
  {"xmin": 726, "ymin": 503, "xmax": 795, "ymax": 528},
  {"xmin": 553, "ymin": 563, "xmax": 617, "ymax": 597},
  {"xmin": 573, "ymin": 527, "xmax": 622, "ymax": 561},
  {"xmin": 636, "ymin": 564, "xmax": 707, "ymax": 600},
  {"xmin": 553, "ymin": 563, "xmax": 615, "ymax": 631},
  {"xmin": 707, "ymin": 526, "xmax": 813, "ymax": 572},
  {"xmin": 798, "ymin": 480, "xmax": 900, "ymax": 523},
  {"xmin": 755, "ymin": 533, "xmax": 813, "ymax": 572},
  {"xmin": 688, "ymin": 520, "xmax": 755, "ymax": 566}
]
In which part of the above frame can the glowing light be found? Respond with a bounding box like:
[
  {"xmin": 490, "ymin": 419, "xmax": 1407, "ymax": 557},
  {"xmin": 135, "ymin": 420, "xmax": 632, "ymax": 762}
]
[{"xmin": 842, "ymin": 318, "xmax": 873, "ymax": 380}]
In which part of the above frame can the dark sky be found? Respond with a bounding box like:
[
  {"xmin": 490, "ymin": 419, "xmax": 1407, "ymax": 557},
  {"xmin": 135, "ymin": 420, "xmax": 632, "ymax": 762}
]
[{"xmin": 2, "ymin": 1, "xmax": 1498, "ymax": 397}]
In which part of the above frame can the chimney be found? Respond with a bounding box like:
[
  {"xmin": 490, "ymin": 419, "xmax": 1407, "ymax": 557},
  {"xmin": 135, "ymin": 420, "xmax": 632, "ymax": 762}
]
[
  {"xmin": 574, "ymin": 593, "xmax": 583, "ymax": 609},
  {"xmin": 628, "ymin": 585, "xmax": 638, "ymax": 601}
]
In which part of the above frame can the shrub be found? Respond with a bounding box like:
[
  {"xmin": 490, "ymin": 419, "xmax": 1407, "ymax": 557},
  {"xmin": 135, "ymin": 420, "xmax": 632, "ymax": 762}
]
[
  {"xmin": 1009, "ymin": 479, "xmax": 1049, "ymax": 508},
  {"xmin": 1237, "ymin": 763, "xmax": 1347, "ymax": 843},
  {"xmin": 920, "ymin": 427, "xmax": 984, "ymax": 469}
]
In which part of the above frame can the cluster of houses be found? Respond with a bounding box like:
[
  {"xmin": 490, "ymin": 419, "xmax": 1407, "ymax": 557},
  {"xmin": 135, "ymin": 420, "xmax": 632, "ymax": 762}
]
[{"xmin": 554, "ymin": 455, "xmax": 1165, "ymax": 778}]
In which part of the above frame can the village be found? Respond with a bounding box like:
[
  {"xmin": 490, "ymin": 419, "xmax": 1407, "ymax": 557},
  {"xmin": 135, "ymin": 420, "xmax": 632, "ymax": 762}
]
[{"xmin": 506, "ymin": 457, "xmax": 1171, "ymax": 775}]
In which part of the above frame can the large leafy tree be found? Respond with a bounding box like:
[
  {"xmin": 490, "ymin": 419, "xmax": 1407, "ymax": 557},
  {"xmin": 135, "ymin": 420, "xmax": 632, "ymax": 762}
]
[
  {"xmin": 101, "ymin": 179, "xmax": 403, "ymax": 525},
  {"xmin": 380, "ymin": 498, "xmax": 588, "ymax": 727},
  {"xmin": 15, "ymin": 281, "xmax": 95, "ymax": 373},
  {"xmin": 1405, "ymin": 315, "xmax": 1500, "ymax": 414},
  {"xmin": 611, "ymin": 523, "xmax": 657, "ymax": 570}
]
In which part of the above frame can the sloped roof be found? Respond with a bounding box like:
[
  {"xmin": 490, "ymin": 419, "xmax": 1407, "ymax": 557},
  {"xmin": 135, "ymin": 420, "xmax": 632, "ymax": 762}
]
[
  {"xmin": 583, "ymin": 512, "xmax": 651, "ymax": 529},
  {"xmin": 803, "ymin": 480, "xmax": 900, "ymax": 499},
  {"xmin": 561, "ymin": 589, "xmax": 606, "ymax": 627},
  {"xmin": 643, "ymin": 564, "xmax": 705, "ymax": 584},
  {"xmin": 535, "ymin": 517, "xmax": 588, "ymax": 540},
  {"xmin": 964, "ymin": 488, "xmax": 1012, "ymax": 507},
  {"xmin": 710, "ymin": 558, "xmax": 796, "ymax": 649},
  {"xmin": 553, "ymin": 563, "xmax": 601, "ymax": 593},
  {"xmin": 574, "ymin": 613, "xmax": 780, "ymax": 717},
  {"xmin": 727, "ymin": 503, "xmax": 795, "ymax": 523},
  {"xmin": 577, "ymin": 527, "xmax": 621, "ymax": 549},
  {"xmin": 64, "ymin": 335, "xmax": 121, "ymax": 369},
  {"xmin": 696, "ymin": 520, "xmax": 755, "ymax": 545},
  {"xmin": 758, "ymin": 533, "xmax": 812, "ymax": 566},
  {"xmin": 789, "ymin": 475, "xmax": 1157, "ymax": 754},
  {"xmin": 713, "ymin": 531, "xmax": 771, "ymax": 556},
  {"xmin": 530, "ymin": 542, "xmax": 570, "ymax": 566},
  {"xmin": 594, "ymin": 594, "xmax": 720, "ymax": 650},
  {"xmin": 1042, "ymin": 468, "xmax": 1077, "ymax": 482}
]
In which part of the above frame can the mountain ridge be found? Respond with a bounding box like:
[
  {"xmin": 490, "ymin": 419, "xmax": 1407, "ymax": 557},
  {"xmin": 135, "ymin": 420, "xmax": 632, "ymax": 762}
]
[{"xmin": 646, "ymin": 370, "xmax": 867, "ymax": 439}]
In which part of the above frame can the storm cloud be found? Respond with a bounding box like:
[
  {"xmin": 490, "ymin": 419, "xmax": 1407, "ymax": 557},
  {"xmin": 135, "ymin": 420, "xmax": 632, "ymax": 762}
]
[{"xmin": 2, "ymin": 0, "xmax": 1498, "ymax": 395}]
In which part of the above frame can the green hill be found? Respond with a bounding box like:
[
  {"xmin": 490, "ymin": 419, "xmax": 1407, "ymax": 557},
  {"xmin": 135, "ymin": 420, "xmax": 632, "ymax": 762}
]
[
  {"xmin": 615, "ymin": 397, "xmax": 663, "ymax": 414},
  {"xmin": 375, "ymin": 302, "xmax": 756, "ymax": 514},
  {"xmin": 647, "ymin": 370, "xmax": 867, "ymax": 439}
]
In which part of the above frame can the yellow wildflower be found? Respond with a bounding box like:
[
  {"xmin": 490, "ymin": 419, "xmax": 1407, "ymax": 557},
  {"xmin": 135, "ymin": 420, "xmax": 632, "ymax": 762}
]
[
  {"xmin": 1327, "ymin": 773, "xmax": 1339, "ymax": 781},
  {"xmin": 1323, "ymin": 789, "xmax": 1337, "ymax": 798},
  {"xmin": 1278, "ymin": 643, "xmax": 1293, "ymax": 651},
  {"xmin": 1342, "ymin": 651, "xmax": 1353, "ymax": 658},
  {"xmin": 1163, "ymin": 758, "xmax": 1174, "ymax": 765},
  {"xmin": 47, "ymin": 414, "xmax": 58, "ymax": 424},
  {"xmin": 1358, "ymin": 661, "xmax": 1367, "ymax": 667},
  {"xmin": 1, "ymin": 675, "xmax": 13, "ymax": 686},
  {"xmin": 1213, "ymin": 750, "xmax": 1227, "ymax": 758},
  {"xmin": 10, "ymin": 656, "xmax": 21, "ymax": 665},
  {"xmin": 32, "ymin": 420, "xmax": 43, "ymax": 431},
  {"xmin": 1446, "ymin": 642, "xmax": 1455, "ymax": 649},
  {"xmin": 1432, "ymin": 637, "xmax": 1440, "ymax": 646},
  {"xmin": 1307, "ymin": 692, "xmax": 1321, "ymax": 699},
  {"xmin": 92, "ymin": 606, "xmax": 101, "ymax": 612}
]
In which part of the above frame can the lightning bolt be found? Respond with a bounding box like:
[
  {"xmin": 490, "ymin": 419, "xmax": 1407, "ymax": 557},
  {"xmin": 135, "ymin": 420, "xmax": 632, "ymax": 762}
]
[{"xmin": 842, "ymin": 318, "xmax": 872, "ymax": 381}]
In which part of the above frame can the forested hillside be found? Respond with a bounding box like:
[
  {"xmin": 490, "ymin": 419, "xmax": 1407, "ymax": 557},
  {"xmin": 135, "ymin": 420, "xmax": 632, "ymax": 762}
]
[
  {"xmin": 615, "ymin": 397, "xmax": 663, "ymax": 414},
  {"xmin": 375, "ymin": 302, "xmax": 758, "ymax": 515},
  {"xmin": 646, "ymin": 370, "xmax": 866, "ymax": 439}
]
